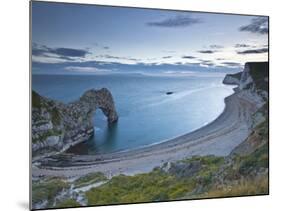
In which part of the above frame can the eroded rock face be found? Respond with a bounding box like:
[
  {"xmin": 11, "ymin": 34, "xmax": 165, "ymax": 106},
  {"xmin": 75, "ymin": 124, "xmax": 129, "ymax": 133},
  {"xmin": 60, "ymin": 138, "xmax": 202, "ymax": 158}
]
[
  {"xmin": 79, "ymin": 88, "xmax": 118, "ymax": 124},
  {"xmin": 222, "ymin": 72, "xmax": 242, "ymax": 86},
  {"xmin": 32, "ymin": 88, "xmax": 118, "ymax": 159},
  {"xmin": 223, "ymin": 62, "xmax": 268, "ymax": 109}
]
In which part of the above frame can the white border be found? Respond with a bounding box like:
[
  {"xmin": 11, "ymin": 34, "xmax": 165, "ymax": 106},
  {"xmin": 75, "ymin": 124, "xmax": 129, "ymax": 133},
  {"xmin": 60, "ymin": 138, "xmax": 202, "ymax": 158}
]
[{"xmin": 1, "ymin": 0, "xmax": 279, "ymax": 211}]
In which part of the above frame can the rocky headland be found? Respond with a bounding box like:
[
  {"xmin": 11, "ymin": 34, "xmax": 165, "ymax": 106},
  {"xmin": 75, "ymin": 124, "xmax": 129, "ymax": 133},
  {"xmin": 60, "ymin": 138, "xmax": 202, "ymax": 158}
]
[{"xmin": 32, "ymin": 88, "xmax": 118, "ymax": 159}]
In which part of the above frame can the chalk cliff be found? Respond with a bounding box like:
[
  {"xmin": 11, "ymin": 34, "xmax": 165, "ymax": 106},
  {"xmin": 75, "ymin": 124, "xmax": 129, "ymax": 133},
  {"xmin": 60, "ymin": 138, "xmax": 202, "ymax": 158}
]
[
  {"xmin": 222, "ymin": 72, "xmax": 242, "ymax": 85},
  {"xmin": 32, "ymin": 88, "xmax": 118, "ymax": 158},
  {"xmin": 224, "ymin": 62, "xmax": 269, "ymax": 155}
]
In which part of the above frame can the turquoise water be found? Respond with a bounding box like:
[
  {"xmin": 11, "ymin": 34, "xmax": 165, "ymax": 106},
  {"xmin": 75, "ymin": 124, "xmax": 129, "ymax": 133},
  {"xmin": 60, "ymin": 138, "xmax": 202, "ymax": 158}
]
[{"xmin": 32, "ymin": 73, "xmax": 234, "ymax": 154}]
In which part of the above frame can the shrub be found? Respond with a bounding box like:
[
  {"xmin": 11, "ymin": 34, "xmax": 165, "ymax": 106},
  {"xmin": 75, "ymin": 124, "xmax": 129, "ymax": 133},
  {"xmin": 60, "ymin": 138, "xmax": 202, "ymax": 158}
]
[
  {"xmin": 74, "ymin": 172, "xmax": 107, "ymax": 188},
  {"xmin": 32, "ymin": 178, "xmax": 69, "ymax": 205}
]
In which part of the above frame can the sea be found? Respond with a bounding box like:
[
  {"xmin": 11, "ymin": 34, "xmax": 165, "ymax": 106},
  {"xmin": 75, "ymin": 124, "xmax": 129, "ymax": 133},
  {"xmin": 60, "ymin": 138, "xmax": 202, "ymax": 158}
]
[{"xmin": 32, "ymin": 72, "xmax": 234, "ymax": 155}]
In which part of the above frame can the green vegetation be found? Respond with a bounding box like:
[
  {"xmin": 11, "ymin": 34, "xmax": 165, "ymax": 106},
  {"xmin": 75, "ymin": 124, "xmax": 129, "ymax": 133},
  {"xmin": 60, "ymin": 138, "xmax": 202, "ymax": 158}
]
[
  {"xmin": 85, "ymin": 143, "xmax": 268, "ymax": 205},
  {"xmin": 202, "ymin": 175, "xmax": 268, "ymax": 198},
  {"xmin": 33, "ymin": 129, "xmax": 268, "ymax": 207},
  {"xmin": 85, "ymin": 156, "xmax": 225, "ymax": 205},
  {"xmin": 183, "ymin": 155, "xmax": 224, "ymax": 166},
  {"xmin": 238, "ymin": 142, "xmax": 268, "ymax": 175},
  {"xmin": 74, "ymin": 172, "xmax": 107, "ymax": 188},
  {"xmin": 50, "ymin": 106, "xmax": 61, "ymax": 126},
  {"xmin": 32, "ymin": 90, "xmax": 62, "ymax": 126},
  {"xmin": 55, "ymin": 199, "xmax": 81, "ymax": 208},
  {"xmin": 86, "ymin": 170, "xmax": 193, "ymax": 205},
  {"xmin": 248, "ymin": 62, "xmax": 269, "ymax": 91},
  {"xmin": 236, "ymin": 116, "xmax": 268, "ymax": 175},
  {"xmin": 32, "ymin": 91, "xmax": 42, "ymax": 108},
  {"xmin": 183, "ymin": 156, "xmax": 224, "ymax": 186},
  {"xmin": 248, "ymin": 62, "xmax": 268, "ymax": 82},
  {"xmin": 32, "ymin": 178, "xmax": 69, "ymax": 206},
  {"xmin": 256, "ymin": 118, "xmax": 268, "ymax": 140}
]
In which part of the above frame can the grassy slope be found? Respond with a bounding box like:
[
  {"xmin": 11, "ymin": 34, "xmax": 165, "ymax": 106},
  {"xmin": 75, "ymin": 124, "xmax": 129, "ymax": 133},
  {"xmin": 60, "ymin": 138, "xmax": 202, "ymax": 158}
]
[
  {"xmin": 84, "ymin": 123, "xmax": 268, "ymax": 205},
  {"xmin": 32, "ymin": 178, "xmax": 69, "ymax": 206},
  {"xmin": 37, "ymin": 127, "xmax": 268, "ymax": 208}
]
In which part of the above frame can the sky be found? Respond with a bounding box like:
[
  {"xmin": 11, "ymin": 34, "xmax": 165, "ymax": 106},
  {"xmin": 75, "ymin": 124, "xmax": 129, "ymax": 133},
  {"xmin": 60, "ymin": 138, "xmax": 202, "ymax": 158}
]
[{"xmin": 31, "ymin": 1, "xmax": 269, "ymax": 75}]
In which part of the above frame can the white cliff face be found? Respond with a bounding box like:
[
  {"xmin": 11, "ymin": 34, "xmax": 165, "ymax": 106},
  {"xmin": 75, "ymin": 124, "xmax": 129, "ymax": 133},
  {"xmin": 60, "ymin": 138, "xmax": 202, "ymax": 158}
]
[
  {"xmin": 238, "ymin": 63, "xmax": 268, "ymax": 108},
  {"xmin": 222, "ymin": 74, "xmax": 241, "ymax": 85},
  {"xmin": 224, "ymin": 63, "xmax": 268, "ymax": 103},
  {"xmin": 239, "ymin": 63, "xmax": 254, "ymax": 90},
  {"xmin": 32, "ymin": 88, "xmax": 118, "ymax": 159},
  {"xmin": 237, "ymin": 89, "xmax": 265, "ymax": 108},
  {"xmin": 224, "ymin": 62, "xmax": 269, "ymax": 129}
]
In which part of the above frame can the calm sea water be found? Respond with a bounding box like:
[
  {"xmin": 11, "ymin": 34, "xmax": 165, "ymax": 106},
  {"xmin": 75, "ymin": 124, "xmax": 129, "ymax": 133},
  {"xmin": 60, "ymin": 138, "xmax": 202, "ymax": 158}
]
[{"xmin": 32, "ymin": 73, "xmax": 234, "ymax": 155}]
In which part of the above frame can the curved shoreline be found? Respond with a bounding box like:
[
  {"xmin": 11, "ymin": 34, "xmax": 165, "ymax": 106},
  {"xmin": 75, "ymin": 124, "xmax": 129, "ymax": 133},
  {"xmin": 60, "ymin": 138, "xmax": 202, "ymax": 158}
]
[{"xmin": 33, "ymin": 91, "xmax": 258, "ymax": 178}]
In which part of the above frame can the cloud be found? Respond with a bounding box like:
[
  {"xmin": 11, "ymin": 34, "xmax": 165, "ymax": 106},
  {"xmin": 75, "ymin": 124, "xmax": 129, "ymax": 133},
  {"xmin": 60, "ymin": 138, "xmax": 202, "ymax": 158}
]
[
  {"xmin": 33, "ymin": 43, "xmax": 90, "ymax": 57},
  {"xmin": 235, "ymin": 44, "xmax": 251, "ymax": 48},
  {"xmin": 147, "ymin": 15, "xmax": 202, "ymax": 28},
  {"xmin": 96, "ymin": 54, "xmax": 140, "ymax": 62},
  {"xmin": 182, "ymin": 56, "xmax": 196, "ymax": 59},
  {"xmin": 209, "ymin": 45, "xmax": 223, "ymax": 49},
  {"xmin": 50, "ymin": 48, "xmax": 89, "ymax": 57},
  {"xmin": 64, "ymin": 66, "xmax": 111, "ymax": 73},
  {"xmin": 239, "ymin": 17, "xmax": 268, "ymax": 34},
  {"xmin": 221, "ymin": 62, "xmax": 242, "ymax": 67},
  {"xmin": 32, "ymin": 43, "xmax": 90, "ymax": 63},
  {"xmin": 237, "ymin": 48, "xmax": 268, "ymax": 54},
  {"xmin": 198, "ymin": 50, "xmax": 216, "ymax": 54},
  {"xmin": 162, "ymin": 56, "xmax": 172, "ymax": 59},
  {"xmin": 198, "ymin": 59, "xmax": 215, "ymax": 67},
  {"xmin": 33, "ymin": 58, "xmax": 240, "ymax": 75}
]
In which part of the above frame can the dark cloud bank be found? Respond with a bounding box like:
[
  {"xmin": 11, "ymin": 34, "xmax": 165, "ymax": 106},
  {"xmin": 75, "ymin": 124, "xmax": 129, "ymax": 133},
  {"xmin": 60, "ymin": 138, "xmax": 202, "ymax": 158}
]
[
  {"xmin": 198, "ymin": 50, "xmax": 217, "ymax": 54},
  {"xmin": 32, "ymin": 43, "xmax": 90, "ymax": 60},
  {"xmin": 239, "ymin": 17, "xmax": 268, "ymax": 35},
  {"xmin": 147, "ymin": 15, "xmax": 202, "ymax": 28},
  {"xmin": 182, "ymin": 56, "xmax": 196, "ymax": 59},
  {"xmin": 237, "ymin": 48, "xmax": 268, "ymax": 55}
]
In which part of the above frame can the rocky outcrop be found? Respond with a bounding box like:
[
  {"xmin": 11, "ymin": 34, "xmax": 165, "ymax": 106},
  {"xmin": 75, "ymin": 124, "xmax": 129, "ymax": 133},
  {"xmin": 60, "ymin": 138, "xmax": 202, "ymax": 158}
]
[
  {"xmin": 224, "ymin": 62, "xmax": 268, "ymax": 110},
  {"xmin": 222, "ymin": 72, "xmax": 242, "ymax": 85},
  {"xmin": 224, "ymin": 62, "xmax": 268, "ymax": 94},
  {"xmin": 161, "ymin": 160, "xmax": 201, "ymax": 178},
  {"xmin": 32, "ymin": 88, "xmax": 118, "ymax": 159}
]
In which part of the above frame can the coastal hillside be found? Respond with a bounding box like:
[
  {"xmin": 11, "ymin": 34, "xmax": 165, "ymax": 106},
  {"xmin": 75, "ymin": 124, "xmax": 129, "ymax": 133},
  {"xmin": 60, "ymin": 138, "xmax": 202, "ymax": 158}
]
[
  {"xmin": 32, "ymin": 88, "xmax": 118, "ymax": 159},
  {"xmin": 32, "ymin": 62, "xmax": 269, "ymax": 209}
]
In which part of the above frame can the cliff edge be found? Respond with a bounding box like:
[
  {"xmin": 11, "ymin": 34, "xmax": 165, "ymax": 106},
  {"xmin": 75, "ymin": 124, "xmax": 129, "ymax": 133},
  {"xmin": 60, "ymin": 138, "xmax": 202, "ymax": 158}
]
[{"xmin": 224, "ymin": 61, "xmax": 269, "ymax": 155}]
